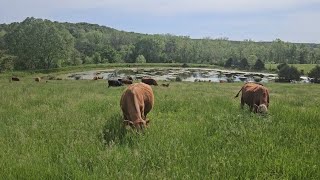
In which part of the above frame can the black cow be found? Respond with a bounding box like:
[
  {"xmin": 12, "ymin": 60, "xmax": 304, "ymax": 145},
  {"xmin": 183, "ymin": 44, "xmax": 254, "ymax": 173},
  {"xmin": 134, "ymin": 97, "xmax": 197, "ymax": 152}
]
[
  {"xmin": 108, "ymin": 79, "xmax": 123, "ymax": 88},
  {"xmin": 11, "ymin": 77, "xmax": 20, "ymax": 81},
  {"xmin": 161, "ymin": 83, "xmax": 170, "ymax": 87},
  {"xmin": 119, "ymin": 78, "xmax": 133, "ymax": 85}
]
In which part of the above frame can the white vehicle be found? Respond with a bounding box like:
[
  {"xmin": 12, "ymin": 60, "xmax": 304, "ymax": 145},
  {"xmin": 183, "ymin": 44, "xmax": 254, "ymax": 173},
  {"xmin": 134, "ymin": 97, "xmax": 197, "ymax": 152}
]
[{"xmin": 300, "ymin": 76, "xmax": 311, "ymax": 83}]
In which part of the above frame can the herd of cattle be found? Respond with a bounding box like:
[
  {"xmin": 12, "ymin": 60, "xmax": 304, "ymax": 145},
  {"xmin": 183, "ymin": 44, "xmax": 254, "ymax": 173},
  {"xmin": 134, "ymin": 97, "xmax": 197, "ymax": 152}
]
[
  {"xmin": 10, "ymin": 76, "xmax": 61, "ymax": 82},
  {"xmin": 107, "ymin": 76, "xmax": 171, "ymax": 88},
  {"xmin": 9, "ymin": 75, "xmax": 269, "ymax": 130}
]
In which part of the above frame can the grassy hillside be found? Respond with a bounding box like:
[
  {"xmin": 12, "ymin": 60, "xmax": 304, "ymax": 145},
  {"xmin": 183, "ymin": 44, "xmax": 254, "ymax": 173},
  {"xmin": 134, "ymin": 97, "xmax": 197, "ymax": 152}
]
[{"xmin": 0, "ymin": 75, "xmax": 319, "ymax": 179}]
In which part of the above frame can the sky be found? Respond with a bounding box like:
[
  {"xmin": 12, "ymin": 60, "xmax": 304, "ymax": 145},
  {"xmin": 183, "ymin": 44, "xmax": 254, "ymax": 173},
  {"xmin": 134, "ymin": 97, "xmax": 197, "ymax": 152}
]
[{"xmin": 1, "ymin": 0, "xmax": 320, "ymax": 43}]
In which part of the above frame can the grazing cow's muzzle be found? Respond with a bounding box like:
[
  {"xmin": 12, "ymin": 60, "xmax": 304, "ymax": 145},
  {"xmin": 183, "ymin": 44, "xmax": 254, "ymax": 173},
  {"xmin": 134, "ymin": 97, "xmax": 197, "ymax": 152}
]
[
  {"xmin": 257, "ymin": 104, "xmax": 268, "ymax": 113},
  {"xmin": 123, "ymin": 119, "xmax": 150, "ymax": 129}
]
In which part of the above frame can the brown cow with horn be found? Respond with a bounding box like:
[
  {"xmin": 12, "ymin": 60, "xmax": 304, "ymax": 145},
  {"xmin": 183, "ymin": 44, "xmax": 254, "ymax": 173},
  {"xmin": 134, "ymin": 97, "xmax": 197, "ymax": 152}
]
[
  {"xmin": 234, "ymin": 83, "xmax": 269, "ymax": 113},
  {"xmin": 120, "ymin": 82, "xmax": 154, "ymax": 129}
]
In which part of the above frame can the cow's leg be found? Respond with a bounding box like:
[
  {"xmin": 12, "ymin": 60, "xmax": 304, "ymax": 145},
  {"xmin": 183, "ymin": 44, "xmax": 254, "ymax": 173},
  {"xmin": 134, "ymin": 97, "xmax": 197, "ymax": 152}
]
[
  {"xmin": 141, "ymin": 106, "xmax": 146, "ymax": 120},
  {"xmin": 123, "ymin": 113, "xmax": 128, "ymax": 120},
  {"xmin": 123, "ymin": 113, "xmax": 132, "ymax": 127},
  {"xmin": 249, "ymin": 105, "xmax": 255, "ymax": 112},
  {"xmin": 241, "ymin": 97, "xmax": 245, "ymax": 109},
  {"xmin": 254, "ymin": 104, "xmax": 259, "ymax": 113}
]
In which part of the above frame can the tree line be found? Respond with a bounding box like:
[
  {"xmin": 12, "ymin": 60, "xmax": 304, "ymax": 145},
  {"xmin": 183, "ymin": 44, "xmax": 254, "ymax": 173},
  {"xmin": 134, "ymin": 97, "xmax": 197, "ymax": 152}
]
[{"xmin": 0, "ymin": 17, "xmax": 320, "ymax": 72}]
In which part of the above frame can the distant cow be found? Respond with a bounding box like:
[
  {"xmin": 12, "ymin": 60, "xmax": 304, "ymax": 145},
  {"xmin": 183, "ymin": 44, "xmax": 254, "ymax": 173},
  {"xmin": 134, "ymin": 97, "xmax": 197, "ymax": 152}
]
[
  {"xmin": 161, "ymin": 83, "xmax": 170, "ymax": 87},
  {"xmin": 11, "ymin": 77, "xmax": 20, "ymax": 81},
  {"xmin": 127, "ymin": 76, "xmax": 133, "ymax": 81},
  {"xmin": 93, "ymin": 76, "xmax": 98, "ymax": 80},
  {"xmin": 120, "ymin": 83, "xmax": 154, "ymax": 129},
  {"xmin": 234, "ymin": 83, "xmax": 269, "ymax": 113},
  {"xmin": 108, "ymin": 79, "xmax": 123, "ymax": 88},
  {"xmin": 119, "ymin": 78, "xmax": 133, "ymax": 85},
  {"xmin": 35, "ymin": 77, "xmax": 41, "ymax": 82},
  {"xmin": 141, "ymin": 77, "xmax": 158, "ymax": 86}
]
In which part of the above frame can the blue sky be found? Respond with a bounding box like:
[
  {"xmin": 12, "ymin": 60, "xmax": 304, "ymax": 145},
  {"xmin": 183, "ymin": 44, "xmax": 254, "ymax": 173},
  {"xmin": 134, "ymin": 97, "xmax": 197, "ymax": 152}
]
[{"xmin": 1, "ymin": 0, "xmax": 320, "ymax": 43}]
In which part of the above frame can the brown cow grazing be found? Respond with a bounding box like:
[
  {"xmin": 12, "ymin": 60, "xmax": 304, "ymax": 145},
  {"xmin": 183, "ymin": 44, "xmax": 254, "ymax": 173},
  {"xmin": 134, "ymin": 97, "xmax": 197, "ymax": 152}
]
[
  {"xmin": 120, "ymin": 78, "xmax": 133, "ymax": 85},
  {"xmin": 141, "ymin": 77, "xmax": 158, "ymax": 86},
  {"xmin": 161, "ymin": 83, "xmax": 170, "ymax": 87},
  {"xmin": 11, "ymin": 77, "xmax": 20, "ymax": 81},
  {"xmin": 234, "ymin": 83, "xmax": 269, "ymax": 113},
  {"xmin": 120, "ymin": 83, "xmax": 154, "ymax": 129},
  {"xmin": 93, "ymin": 76, "xmax": 98, "ymax": 80},
  {"xmin": 35, "ymin": 77, "xmax": 41, "ymax": 82}
]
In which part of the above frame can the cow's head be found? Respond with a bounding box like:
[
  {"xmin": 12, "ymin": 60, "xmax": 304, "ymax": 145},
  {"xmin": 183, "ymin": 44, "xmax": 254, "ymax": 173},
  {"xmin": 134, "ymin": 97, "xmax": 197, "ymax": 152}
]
[
  {"xmin": 153, "ymin": 80, "xmax": 158, "ymax": 86},
  {"xmin": 255, "ymin": 104, "xmax": 268, "ymax": 113},
  {"xmin": 123, "ymin": 119, "xmax": 150, "ymax": 130}
]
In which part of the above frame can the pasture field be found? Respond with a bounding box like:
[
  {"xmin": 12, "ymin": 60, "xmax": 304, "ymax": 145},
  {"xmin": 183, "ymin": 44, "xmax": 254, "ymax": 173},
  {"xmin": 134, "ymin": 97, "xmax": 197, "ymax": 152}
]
[
  {"xmin": 0, "ymin": 76, "xmax": 319, "ymax": 179},
  {"xmin": 266, "ymin": 63, "xmax": 319, "ymax": 74}
]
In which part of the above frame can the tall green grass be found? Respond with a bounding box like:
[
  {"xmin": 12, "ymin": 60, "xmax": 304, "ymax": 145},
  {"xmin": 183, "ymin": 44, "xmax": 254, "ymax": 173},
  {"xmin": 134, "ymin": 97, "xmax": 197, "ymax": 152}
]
[{"xmin": 0, "ymin": 76, "xmax": 319, "ymax": 179}]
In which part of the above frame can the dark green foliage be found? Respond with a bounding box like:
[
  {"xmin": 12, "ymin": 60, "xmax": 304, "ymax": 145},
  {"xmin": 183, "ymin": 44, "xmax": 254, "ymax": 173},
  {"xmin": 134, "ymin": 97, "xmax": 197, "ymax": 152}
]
[
  {"xmin": 224, "ymin": 58, "xmax": 233, "ymax": 68},
  {"xmin": 224, "ymin": 58, "xmax": 240, "ymax": 68},
  {"xmin": 278, "ymin": 64, "xmax": 301, "ymax": 82},
  {"xmin": 134, "ymin": 36, "xmax": 165, "ymax": 63},
  {"xmin": 308, "ymin": 65, "xmax": 320, "ymax": 83},
  {"xmin": 232, "ymin": 59, "xmax": 239, "ymax": 68},
  {"xmin": 0, "ymin": 54, "xmax": 15, "ymax": 72},
  {"xmin": 239, "ymin": 58, "xmax": 249, "ymax": 69},
  {"xmin": 298, "ymin": 44, "xmax": 309, "ymax": 64},
  {"xmin": 119, "ymin": 44, "xmax": 135, "ymax": 63},
  {"xmin": 68, "ymin": 49, "xmax": 82, "ymax": 66},
  {"xmin": 100, "ymin": 45, "xmax": 121, "ymax": 63},
  {"xmin": 253, "ymin": 59, "xmax": 265, "ymax": 70},
  {"xmin": 93, "ymin": 52, "xmax": 101, "ymax": 64},
  {"xmin": 4, "ymin": 17, "xmax": 74, "ymax": 70}
]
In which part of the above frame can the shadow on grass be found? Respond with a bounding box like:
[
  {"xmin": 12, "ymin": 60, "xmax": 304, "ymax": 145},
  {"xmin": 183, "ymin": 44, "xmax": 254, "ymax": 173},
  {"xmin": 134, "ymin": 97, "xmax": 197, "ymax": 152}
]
[{"xmin": 100, "ymin": 113, "xmax": 141, "ymax": 148}]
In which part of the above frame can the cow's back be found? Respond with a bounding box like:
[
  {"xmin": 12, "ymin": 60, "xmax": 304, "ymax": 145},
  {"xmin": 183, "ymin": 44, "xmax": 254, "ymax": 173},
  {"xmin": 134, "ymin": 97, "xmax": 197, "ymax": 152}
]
[
  {"xmin": 120, "ymin": 83, "xmax": 154, "ymax": 122},
  {"xmin": 242, "ymin": 83, "xmax": 269, "ymax": 107}
]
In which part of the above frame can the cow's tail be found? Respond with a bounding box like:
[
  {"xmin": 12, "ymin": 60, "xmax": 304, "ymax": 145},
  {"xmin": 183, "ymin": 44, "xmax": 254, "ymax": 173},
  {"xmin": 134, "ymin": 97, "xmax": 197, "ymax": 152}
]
[{"xmin": 234, "ymin": 88, "xmax": 242, "ymax": 98}]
